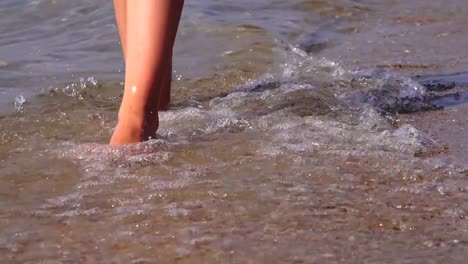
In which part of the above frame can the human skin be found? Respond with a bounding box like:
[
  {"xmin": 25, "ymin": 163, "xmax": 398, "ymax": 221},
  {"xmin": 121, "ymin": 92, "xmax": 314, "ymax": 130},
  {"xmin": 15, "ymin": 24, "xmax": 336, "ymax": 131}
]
[{"xmin": 110, "ymin": 0, "xmax": 184, "ymax": 145}]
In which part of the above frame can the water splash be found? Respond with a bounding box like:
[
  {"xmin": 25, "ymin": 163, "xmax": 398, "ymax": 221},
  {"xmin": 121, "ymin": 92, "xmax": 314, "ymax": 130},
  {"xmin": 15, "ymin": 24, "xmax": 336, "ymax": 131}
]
[
  {"xmin": 14, "ymin": 95, "xmax": 26, "ymax": 112},
  {"xmin": 48, "ymin": 76, "xmax": 100, "ymax": 100}
]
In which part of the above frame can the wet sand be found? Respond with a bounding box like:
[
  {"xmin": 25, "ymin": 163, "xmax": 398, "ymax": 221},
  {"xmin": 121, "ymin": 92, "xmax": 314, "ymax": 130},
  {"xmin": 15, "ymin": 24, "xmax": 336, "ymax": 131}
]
[
  {"xmin": 0, "ymin": 0, "xmax": 467, "ymax": 263},
  {"xmin": 403, "ymin": 73, "xmax": 468, "ymax": 165}
]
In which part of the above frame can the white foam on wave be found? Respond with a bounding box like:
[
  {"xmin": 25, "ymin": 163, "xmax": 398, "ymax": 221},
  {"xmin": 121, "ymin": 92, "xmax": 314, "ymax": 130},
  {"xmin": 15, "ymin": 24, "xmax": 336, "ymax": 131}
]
[
  {"xmin": 38, "ymin": 46, "xmax": 455, "ymax": 224},
  {"xmin": 57, "ymin": 49, "xmax": 442, "ymax": 173}
]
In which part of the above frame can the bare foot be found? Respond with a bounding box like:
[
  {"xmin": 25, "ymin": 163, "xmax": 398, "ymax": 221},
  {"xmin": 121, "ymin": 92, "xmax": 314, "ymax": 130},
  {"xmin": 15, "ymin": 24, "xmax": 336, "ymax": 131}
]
[
  {"xmin": 110, "ymin": 118, "xmax": 144, "ymax": 146},
  {"xmin": 110, "ymin": 109, "xmax": 160, "ymax": 145}
]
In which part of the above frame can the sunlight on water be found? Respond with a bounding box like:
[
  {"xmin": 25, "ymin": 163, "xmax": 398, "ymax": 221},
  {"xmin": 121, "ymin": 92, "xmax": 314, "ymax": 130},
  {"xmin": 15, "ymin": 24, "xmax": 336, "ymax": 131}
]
[{"xmin": 0, "ymin": 0, "xmax": 467, "ymax": 263}]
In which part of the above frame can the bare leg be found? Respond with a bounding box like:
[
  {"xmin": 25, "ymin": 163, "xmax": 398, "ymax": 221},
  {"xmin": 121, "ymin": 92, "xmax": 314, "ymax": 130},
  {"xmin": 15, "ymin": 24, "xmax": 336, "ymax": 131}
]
[
  {"xmin": 113, "ymin": 0, "xmax": 127, "ymax": 59},
  {"xmin": 143, "ymin": 2, "xmax": 183, "ymax": 140},
  {"xmin": 142, "ymin": 59, "xmax": 171, "ymax": 140},
  {"xmin": 113, "ymin": 0, "xmax": 180, "ymax": 113},
  {"xmin": 158, "ymin": 5, "xmax": 183, "ymax": 112},
  {"xmin": 157, "ymin": 55, "xmax": 173, "ymax": 112},
  {"xmin": 110, "ymin": 0, "xmax": 183, "ymax": 145}
]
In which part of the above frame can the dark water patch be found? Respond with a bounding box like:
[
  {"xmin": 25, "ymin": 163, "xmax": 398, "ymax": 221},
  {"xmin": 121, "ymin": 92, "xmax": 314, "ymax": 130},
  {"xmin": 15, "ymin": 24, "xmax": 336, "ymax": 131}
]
[
  {"xmin": 430, "ymin": 91, "xmax": 468, "ymax": 108},
  {"xmin": 295, "ymin": 19, "xmax": 363, "ymax": 55},
  {"xmin": 414, "ymin": 72, "xmax": 468, "ymax": 108},
  {"xmin": 416, "ymin": 71, "xmax": 468, "ymax": 91},
  {"xmin": 343, "ymin": 88, "xmax": 441, "ymax": 114},
  {"xmin": 340, "ymin": 69, "xmax": 435, "ymax": 114},
  {"xmin": 340, "ymin": 69, "xmax": 468, "ymax": 114},
  {"xmin": 296, "ymin": 22, "xmax": 341, "ymax": 54}
]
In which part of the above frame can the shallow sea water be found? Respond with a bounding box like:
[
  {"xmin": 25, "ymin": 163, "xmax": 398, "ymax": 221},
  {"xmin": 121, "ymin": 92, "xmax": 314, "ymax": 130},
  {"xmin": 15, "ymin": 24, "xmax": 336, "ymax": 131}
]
[{"xmin": 0, "ymin": 0, "xmax": 467, "ymax": 263}]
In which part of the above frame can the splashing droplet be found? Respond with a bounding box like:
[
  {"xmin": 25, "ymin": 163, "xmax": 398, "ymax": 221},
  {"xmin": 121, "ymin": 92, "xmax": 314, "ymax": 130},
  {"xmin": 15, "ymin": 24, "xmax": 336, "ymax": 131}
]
[{"xmin": 14, "ymin": 95, "xmax": 26, "ymax": 112}]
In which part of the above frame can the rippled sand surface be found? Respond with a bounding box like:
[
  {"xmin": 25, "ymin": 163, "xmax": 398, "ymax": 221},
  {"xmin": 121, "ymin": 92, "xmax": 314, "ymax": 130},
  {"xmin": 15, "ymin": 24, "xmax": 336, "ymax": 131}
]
[{"xmin": 0, "ymin": 0, "xmax": 467, "ymax": 263}]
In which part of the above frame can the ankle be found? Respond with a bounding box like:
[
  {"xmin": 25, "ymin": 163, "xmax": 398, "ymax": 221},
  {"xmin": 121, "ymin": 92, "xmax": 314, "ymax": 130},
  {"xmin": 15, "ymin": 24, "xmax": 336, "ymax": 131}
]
[
  {"xmin": 142, "ymin": 111, "xmax": 159, "ymax": 140},
  {"xmin": 109, "ymin": 113, "xmax": 145, "ymax": 145}
]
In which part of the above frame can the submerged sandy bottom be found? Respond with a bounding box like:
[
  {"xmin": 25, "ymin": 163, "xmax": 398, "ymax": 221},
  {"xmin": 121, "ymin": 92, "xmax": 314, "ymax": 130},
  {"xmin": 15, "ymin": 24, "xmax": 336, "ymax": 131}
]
[
  {"xmin": 1, "ymin": 50, "xmax": 467, "ymax": 263},
  {"xmin": 0, "ymin": 0, "xmax": 467, "ymax": 263}
]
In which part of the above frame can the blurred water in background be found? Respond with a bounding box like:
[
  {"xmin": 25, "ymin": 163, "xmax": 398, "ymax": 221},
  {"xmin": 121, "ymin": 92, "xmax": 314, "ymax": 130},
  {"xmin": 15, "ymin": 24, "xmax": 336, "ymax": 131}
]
[{"xmin": 0, "ymin": 0, "xmax": 467, "ymax": 263}]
